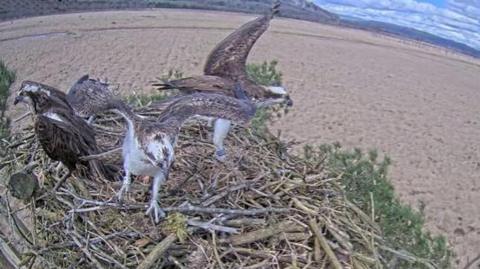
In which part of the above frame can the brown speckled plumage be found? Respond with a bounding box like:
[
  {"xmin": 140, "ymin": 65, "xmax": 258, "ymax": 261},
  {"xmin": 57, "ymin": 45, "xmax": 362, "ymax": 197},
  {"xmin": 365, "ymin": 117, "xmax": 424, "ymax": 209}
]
[
  {"xmin": 67, "ymin": 75, "xmax": 117, "ymax": 118},
  {"xmin": 75, "ymin": 83, "xmax": 256, "ymax": 222},
  {"xmin": 14, "ymin": 81, "xmax": 114, "ymax": 181},
  {"xmin": 153, "ymin": 1, "xmax": 283, "ymax": 100}
]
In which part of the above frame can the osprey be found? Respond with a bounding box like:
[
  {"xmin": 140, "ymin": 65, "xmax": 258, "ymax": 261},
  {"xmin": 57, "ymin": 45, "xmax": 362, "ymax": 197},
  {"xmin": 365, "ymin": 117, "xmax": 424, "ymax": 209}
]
[
  {"xmin": 153, "ymin": 0, "xmax": 291, "ymax": 161},
  {"xmin": 80, "ymin": 83, "xmax": 255, "ymax": 222},
  {"xmin": 67, "ymin": 74, "xmax": 118, "ymax": 122},
  {"xmin": 14, "ymin": 81, "xmax": 114, "ymax": 187}
]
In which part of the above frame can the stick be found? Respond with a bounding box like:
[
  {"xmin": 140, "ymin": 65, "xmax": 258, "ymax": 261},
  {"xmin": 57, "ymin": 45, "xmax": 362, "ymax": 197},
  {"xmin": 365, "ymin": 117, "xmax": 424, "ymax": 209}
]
[
  {"xmin": 70, "ymin": 234, "xmax": 106, "ymax": 269},
  {"xmin": 308, "ymin": 219, "xmax": 342, "ymax": 269},
  {"xmin": 13, "ymin": 112, "xmax": 32, "ymax": 122},
  {"xmin": 67, "ymin": 197, "xmax": 289, "ymax": 216},
  {"xmin": 137, "ymin": 233, "xmax": 177, "ymax": 269},
  {"xmin": 220, "ymin": 221, "xmax": 302, "ymax": 246},
  {"xmin": 79, "ymin": 147, "xmax": 122, "ymax": 161},
  {"xmin": 186, "ymin": 219, "xmax": 239, "ymax": 234},
  {"xmin": 201, "ymin": 182, "xmax": 249, "ymax": 206},
  {"xmin": 167, "ymin": 204, "xmax": 289, "ymax": 216}
]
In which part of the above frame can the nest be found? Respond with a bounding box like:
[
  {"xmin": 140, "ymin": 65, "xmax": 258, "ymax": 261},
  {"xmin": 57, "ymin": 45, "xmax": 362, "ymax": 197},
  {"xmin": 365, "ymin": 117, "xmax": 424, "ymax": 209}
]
[{"xmin": 1, "ymin": 103, "xmax": 403, "ymax": 269}]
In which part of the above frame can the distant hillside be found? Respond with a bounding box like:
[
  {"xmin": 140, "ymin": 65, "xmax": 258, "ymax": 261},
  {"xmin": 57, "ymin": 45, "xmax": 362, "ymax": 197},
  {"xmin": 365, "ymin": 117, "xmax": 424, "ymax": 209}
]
[
  {"xmin": 146, "ymin": 0, "xmax": 339, "ymax": 23},
  {"xmin": 340, "ymin": 18, "xmax": 480, "ymax": 59},
  {"xmin": 1, "ymin": 0, "xmax": 478, "ymax": 58},
  {"xmin": 0, "ymin": 0, "xmax": 339, "ymax": 23}
]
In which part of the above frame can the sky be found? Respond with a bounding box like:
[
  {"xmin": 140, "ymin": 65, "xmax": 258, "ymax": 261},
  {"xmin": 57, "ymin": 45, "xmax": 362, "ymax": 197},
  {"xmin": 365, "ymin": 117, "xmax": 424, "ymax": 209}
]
[{"xmin": 314, "ymin": 0, "xmax": 480, "ymax": 50}]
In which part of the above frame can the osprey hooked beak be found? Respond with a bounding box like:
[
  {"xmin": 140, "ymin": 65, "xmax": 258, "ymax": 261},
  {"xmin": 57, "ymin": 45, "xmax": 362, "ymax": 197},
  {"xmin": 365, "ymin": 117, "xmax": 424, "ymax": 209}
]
[
  {"xmin": 13, "ymin": 95, "xmax": 24, "ymax": 105},
  {"xmin": 284, "ymin": 95, "xmax": 293, "ymax": 106},
  {"xmin": 264, "ymin": 86, "xmax": 293, "ymax": 107}
]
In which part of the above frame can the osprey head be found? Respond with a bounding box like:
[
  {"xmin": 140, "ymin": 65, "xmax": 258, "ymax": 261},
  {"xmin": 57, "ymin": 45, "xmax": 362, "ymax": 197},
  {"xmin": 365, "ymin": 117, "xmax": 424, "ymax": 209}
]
[
  {"xmin": 14, "ymin": 81, "xmax": 68, "ymax": 113},
  {"xmin": 259, "ymin": 85, "xmax": 293, "ymax": 107}
]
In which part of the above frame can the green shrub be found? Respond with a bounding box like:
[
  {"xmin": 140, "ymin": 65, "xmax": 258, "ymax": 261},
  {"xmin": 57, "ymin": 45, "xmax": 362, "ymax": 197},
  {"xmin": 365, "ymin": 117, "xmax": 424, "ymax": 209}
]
[
  {"xmin": 247, "ymin": 60, "xmax": 282, "ymax": 86},
  {"xmin": 0, "ymin": 60, "xmax": 15, "ymax": 140},
  {"xmin": 317, "ymin": 144, "xmax": 452, "ymax": 268},
  {"xmin": 246, "ymin": 60, "xmax": 285, "ymax": 134}
]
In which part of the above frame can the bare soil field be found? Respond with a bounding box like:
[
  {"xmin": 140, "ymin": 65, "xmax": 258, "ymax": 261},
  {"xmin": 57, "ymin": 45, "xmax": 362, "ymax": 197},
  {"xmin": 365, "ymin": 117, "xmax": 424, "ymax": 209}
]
[{"xmin": 1, "ymin": 9, "xmax": 479, "ymax": 267}]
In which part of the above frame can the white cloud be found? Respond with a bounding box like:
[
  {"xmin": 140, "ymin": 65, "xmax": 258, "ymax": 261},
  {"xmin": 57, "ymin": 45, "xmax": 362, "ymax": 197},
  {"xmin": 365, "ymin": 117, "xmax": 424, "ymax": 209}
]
[{"xmin": 315, "ymin": 0, "xmax": 480, "ymax": 50}]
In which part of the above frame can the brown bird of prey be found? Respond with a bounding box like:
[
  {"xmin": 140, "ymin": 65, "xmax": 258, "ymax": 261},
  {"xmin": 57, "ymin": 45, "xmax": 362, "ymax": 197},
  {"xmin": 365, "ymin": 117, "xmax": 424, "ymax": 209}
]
[
  {"xmin": 153, "ymin": 1, "xmax": 291, "ymax": 161},
  {"xmin": 14, "ymin": 81, "xmax": 113, "ymax": 187},
  {"xmin": 81, "ymin": 83, "xmax": 255, "ymax": 222},
  {"xmin": 67, "ymin": 74, "xmax": 117, "ymax": 123}
]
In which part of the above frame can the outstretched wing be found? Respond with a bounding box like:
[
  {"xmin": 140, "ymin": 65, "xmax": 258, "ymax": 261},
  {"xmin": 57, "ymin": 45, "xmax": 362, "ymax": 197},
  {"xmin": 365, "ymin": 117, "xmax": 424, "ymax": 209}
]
[
  {"xmin": 67, "ymin": 75, "xmax": 115, "ymax": 117},
  {"xmin": 152, "ymin": 75, "xmax": 236, "ymax": 96},
  {"xmin": 203, "ymin": 1, "xmax": 279, "ymax": 80},
  {"xmin": 158, "ymin": 92, "xmax": 256, "ymax": 127}
]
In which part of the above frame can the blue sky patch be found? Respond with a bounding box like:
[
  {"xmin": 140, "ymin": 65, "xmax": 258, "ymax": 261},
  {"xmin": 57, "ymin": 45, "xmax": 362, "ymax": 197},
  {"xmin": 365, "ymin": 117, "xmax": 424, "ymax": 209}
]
[{"xmin": 315, "ymin": 0, "xmax": 480, "ymax": 50}]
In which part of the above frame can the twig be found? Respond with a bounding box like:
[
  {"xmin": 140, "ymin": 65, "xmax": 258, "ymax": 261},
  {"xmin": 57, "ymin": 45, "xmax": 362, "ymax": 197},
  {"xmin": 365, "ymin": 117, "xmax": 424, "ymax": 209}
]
[
  {"xmin": 201, "ymin": 182, "xmax": 249, "ymax": 206},
  {"xmin": 13, "ymin": 111, "xmax": 32, "ymax": 122},
  {"xmin": 0, "ymin": 235, "xmax": 21, "ymax": 268},
  {"xmin": 308, "ymin": 219, "xmax": 342, "ymax": 269},
  {"xmin": 79, "ymin": 147, "xmax": 122, "ymax": 161},
  {"xmin": 220, "ymin": 221, "xmax": 302, "ymax": 246},
  {"xmin": 67, "ymin": 197, "xmax": 289, "ymax": 216},
  {"xmin": 37, "ymin": 232, "xmax": 140, "ymax": 253},
  {"xmin": 70, "ymin": 233, "xmax": 106, "ymax": 269},
  {"xmin": 137, "ymin": 233, "xmax": 177, "ymax": 269},
  {"xmin": 166, "ymin": 204, "xmax": 290, "ymax": 216},
  {"xmin": 187, "ymin": 219, "xmax": 239, "ymax": 234},
  {"xmin": 212, "ymin": 232, "xmax": 225, "ymax": 269}
]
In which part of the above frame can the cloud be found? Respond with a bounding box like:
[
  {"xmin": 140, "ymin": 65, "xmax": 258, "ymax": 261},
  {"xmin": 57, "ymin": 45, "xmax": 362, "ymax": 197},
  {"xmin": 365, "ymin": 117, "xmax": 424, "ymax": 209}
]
[{"xmin": 315, "ymin": 0, "xmax": 480, "ymax": 50}]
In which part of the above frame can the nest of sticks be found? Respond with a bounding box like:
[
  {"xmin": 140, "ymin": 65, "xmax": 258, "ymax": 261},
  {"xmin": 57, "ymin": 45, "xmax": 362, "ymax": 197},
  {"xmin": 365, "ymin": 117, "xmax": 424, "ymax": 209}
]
[{"xmin": 1, "ymin": 101, "xmax": 397, "ymax": 269}]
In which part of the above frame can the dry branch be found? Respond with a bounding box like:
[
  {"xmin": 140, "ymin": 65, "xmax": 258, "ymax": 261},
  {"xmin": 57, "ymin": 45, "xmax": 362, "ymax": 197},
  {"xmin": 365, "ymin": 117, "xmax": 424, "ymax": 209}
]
[{"xmin": 136, "ymin": 233, "xmax": 177, "ymax": 269}]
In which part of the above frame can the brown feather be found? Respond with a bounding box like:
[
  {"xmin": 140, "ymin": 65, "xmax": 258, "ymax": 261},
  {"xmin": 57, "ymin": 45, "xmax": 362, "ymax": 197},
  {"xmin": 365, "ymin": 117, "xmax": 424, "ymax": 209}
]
[
  {"xmin": 153, "ymin": 3, "xmax": 281, "ymax": 100},
  {"xmin": 203, "ymin": 14, "xmax": 273, "ymax": 80},
  {"xmin": 17, "ymin": 81, "xmax": 116, "ymax": 181},
  {"xmin": 153, "ymin": 76, "xmax": 235, "ymax": 96},
  {"xmin": 67, "ymin": 75, "xmax": 116, "ymax": 118}
]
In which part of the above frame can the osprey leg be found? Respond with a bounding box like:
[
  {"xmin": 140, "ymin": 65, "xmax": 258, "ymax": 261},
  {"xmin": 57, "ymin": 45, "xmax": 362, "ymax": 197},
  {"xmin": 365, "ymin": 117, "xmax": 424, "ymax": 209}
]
[
  {"xmin": 146, "ymin": 170, "xmax": 167, "ymax": 223},
  {"xmin": 213, "ymin": 118, "xmax": 231, "ymax": 162},
  {"xmin": 116, "ymin": 158, "xmax": 131, "ymax": 202}
]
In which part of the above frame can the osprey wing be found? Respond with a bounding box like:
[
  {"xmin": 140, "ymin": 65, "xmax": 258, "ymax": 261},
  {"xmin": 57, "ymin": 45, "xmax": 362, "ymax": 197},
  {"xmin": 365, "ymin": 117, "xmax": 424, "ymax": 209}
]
[
  {"xmin": 203, "ymin": 1, "xmax": 279, "ymax": 80},
  {"xmin": 152, "ymin": 75, "xmax": 236, "ymax": 96},
  {"xmin": 67, "ymin": 75, "xmax": 115, "ymax": 117}
]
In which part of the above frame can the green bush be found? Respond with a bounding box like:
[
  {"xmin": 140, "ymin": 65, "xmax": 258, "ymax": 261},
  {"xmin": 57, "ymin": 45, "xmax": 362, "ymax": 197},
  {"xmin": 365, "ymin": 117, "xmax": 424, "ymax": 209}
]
[
  {"xmin": 317, "ymin": 144, "xmax": 452, "ymax": 268},
  {"xmin": 0, "ymin": 60, "xmax": 15, "ymax": 140},
  {"xmin": 246, "ymin": 60, "xmax": 285, "ymax": 134},
  {"xmin": 247, "ymin": 60, "xmax": 282, "ymax": 86}
]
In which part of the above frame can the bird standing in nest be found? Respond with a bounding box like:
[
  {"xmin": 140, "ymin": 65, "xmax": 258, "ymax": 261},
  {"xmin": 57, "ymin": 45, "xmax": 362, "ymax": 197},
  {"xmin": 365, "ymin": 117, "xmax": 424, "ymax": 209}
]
[
  {"xmin": 79, "ymin": 83, "xmax": 255, "ymax": 222},
  {"xmin": 152, "ymin": 0, "xmax": 291, "ymax": 161},
  {"xmin": 14, "ymin": 81, "xmax": 114, "ymax": 189},
  {"xmin": 67, "ymin": 74, "xmax": 118, "ymax": 123}
]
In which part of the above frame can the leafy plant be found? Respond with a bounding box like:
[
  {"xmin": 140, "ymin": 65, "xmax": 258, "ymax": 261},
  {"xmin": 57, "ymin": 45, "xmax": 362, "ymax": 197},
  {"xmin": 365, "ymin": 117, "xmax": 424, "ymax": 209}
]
[
  {"xmin": 317, "ymin": 144, "xmax": 452, "ymax": 268},
  {"xmin": 246, "ymin": 60, "xmax": 285, "ymax": 134},
  {"xmin": 247, "ymin": 60, "xmax": 282, "ymax": 86},
  {"xmin": 160, "ymin": 68, "xmax": 184, "ymax": 81},
  {"xmin": 0, "ymin": 60, "xmax": 16, "ymax": 140}
]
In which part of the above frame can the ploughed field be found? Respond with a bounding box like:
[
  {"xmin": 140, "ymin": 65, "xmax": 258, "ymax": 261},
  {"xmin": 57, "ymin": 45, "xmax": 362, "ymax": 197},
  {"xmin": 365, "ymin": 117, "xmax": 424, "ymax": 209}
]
[{"xmin": 1, "ymin": 9, "xmax": 479, "ymax": 266}]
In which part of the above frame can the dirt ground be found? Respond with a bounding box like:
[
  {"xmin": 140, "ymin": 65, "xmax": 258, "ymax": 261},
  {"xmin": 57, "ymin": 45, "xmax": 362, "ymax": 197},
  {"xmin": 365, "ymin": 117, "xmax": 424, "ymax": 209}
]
[{"xmin": 1, "ymin": 9, "xmax": 479, "ymax": 267}]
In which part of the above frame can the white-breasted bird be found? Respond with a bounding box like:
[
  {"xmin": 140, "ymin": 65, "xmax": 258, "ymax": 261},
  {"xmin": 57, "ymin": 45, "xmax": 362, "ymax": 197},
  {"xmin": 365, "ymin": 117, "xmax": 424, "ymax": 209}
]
[{"xmin": 79, "ymin": 83, "xmax": 256, "ymax": 222}]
